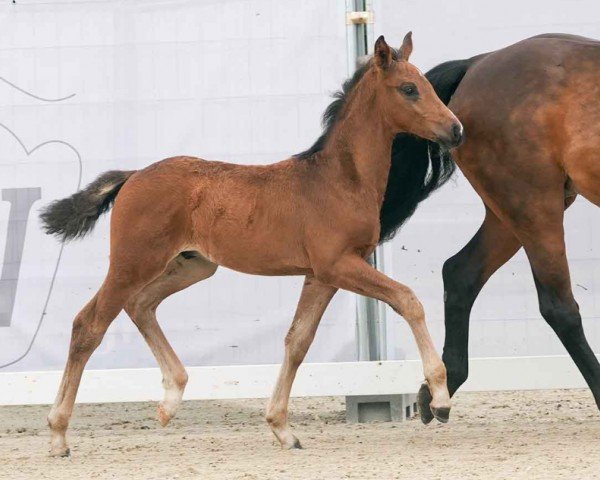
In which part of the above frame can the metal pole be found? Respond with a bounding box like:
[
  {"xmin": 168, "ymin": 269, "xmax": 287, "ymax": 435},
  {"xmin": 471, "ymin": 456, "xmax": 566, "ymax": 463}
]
[
  {"xmin": 344, "ymin": 1, "xmax": 415, "ymax": 424},
  {"xmin": 346, "ymin": 0, "xmax": 387, "ymax": 363}
]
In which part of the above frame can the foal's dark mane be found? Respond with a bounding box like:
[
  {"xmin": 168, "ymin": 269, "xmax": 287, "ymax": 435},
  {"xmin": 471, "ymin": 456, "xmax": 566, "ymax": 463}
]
[
  {"xmin": 294, "ymin": 59, "xmax": 374, "ymax": 160},
  {"xmin": 295, "ymin": 54, "xmax": 466, "ymax": 243}
]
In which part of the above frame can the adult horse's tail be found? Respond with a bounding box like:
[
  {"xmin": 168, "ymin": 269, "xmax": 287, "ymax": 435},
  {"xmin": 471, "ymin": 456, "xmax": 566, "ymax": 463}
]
[
  {"xmin": 379, "ymin": 57, "xmax": 476, "ymax": 242},
  {"xmin": 426, "ymin": 58, "xmax": 473, "ymax": 104},
  {"xmin": 40, "ymin": 170, "xmax": 136, "ymax": 240}
]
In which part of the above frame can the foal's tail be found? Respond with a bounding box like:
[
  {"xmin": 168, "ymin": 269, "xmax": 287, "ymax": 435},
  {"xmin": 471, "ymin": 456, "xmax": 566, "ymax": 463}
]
[{"xmin": 40, "ymin": 170, "xmax": 136, "ymax": 240}]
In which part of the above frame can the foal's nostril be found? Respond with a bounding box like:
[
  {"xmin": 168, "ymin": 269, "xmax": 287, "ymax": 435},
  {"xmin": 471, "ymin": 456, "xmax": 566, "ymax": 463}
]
[
  {"xmin": 451, "ymin": 123, "xmax": 463, "ymax": 144},
  {"xmin": 436, "ymin": 122, "xmax": 464, "ymax": 148}
]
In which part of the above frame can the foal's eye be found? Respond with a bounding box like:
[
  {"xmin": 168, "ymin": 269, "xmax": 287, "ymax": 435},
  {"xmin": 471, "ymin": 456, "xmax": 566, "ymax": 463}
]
[{"xmin": 398, "ymin": 83, "xmax": 419, "ymax": 98}]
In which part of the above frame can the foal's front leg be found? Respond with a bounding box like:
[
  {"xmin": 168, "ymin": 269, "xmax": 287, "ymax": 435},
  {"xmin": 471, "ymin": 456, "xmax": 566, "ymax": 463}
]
[
  {"xmin": 266, "ymin": 276, "xmax": 337, "ymax": 449},
  {"xmin": 317, "ymin": 254, "xmax": 451, "ymax": 421}
]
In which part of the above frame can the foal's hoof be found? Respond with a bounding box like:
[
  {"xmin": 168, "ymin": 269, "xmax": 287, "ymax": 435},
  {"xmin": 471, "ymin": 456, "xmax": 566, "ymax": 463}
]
[
  {"xmin": 50, "ymin": 447, "xmax": 70, "ymax": 458},
  {"xmin": 431, "ymin": 406, "xmax": 451, "ymax": 423},
  {"xmin": 157, "ymin": 403, "xmax": 172, "ymax": 427},
  {"xmin": 417, "ymin": 383, "xmax": 434, "ymax": 425}
]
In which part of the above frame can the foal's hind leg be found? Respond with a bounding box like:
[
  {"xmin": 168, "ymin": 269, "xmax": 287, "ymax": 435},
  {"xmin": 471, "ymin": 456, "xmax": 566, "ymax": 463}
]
[
  {"xmin": 266, "ymin": 276, "xmax": 337, "ymax": 449},
  {"xmin": 47, "ymin": 258, "xmax": 170, "ymax": 457},
  {"xmin": 124, "ymin": 253, "xmax": 218, "ymax": 426}
]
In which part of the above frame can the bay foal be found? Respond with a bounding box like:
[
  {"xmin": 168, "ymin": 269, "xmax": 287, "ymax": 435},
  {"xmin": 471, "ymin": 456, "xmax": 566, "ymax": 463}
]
[{"xmin": 41, "ymin": 34, "xmax": 462, "ymax": 456}]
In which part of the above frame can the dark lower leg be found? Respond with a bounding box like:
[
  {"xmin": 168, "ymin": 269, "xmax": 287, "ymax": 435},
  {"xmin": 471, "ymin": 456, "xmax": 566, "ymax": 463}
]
[
  {"xmin": 521, "ymin": 202, "xmax": 600, "ymax": 409},
  {"xmin": 534, "ymin": 276, "xmax": 600, "ymax": 408},
  {"xmin": 442, "ymin": 209, "xmax": 521, "ymax": 397}
]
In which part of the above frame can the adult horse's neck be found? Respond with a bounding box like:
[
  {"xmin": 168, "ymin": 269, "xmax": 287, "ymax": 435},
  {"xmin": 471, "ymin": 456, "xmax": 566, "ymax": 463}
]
[{"xmin": 321, "ymin": 83, "xmax": 396, "ymax": 203}]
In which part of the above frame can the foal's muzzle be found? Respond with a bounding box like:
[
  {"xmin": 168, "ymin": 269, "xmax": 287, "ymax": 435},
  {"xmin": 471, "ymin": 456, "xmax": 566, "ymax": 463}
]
[{"xmin": 437, "ymin": 122, "xmax": 464, "ymax": 149}]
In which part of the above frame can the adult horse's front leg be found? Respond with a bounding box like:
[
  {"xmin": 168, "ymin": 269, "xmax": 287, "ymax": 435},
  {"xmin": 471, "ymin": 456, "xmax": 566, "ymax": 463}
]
[
  {"xmin": 427, "ymin": 180, "xmax": 585, "ymax": 421},
  {"xmin": 316, "ymin": 254, "xmax": 451, "ymax": 422},
  {"xmin": 266, "ymin": 276, "xmax": 337, "ymax": 449},
  {"xmin": 417, "ymin": 208, "xmax": 521, "ymax": 423}
]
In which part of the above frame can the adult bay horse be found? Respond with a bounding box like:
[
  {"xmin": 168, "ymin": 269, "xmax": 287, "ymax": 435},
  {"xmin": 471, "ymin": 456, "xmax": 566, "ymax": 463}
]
[
  {"xmin": 381, "ymin": 34, "xmax": 599, "ymax": 422},
  {"xmin": 40, "ymin": 34, "xmax": 463, "ymax": 456}
]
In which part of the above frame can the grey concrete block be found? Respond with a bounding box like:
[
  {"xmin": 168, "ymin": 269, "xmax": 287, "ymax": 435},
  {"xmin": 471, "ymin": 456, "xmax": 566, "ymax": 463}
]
[{"xmin": 345, "ymin": 394, "xmax": 418, "ymax": 423}]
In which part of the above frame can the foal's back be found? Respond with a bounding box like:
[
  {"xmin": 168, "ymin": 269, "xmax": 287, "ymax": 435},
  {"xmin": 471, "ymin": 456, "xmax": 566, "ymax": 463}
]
[{"xmin": 110, "ymin": 154, "xmax": 371, "ymax": 276}]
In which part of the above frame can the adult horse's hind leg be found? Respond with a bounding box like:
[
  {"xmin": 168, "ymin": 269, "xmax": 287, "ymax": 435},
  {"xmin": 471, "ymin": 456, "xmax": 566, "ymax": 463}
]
[
  {"xmin": 266, "ymin": 276, "xmax": 337, "ymax": 449},
  {"xmin": 124, "ymin": 253, "xmax": 218, "ymax": 427},
  {"xmin": 417, "ymin": 208, "xmax": 522, "ymax": 423},
  {"xmin": 520, "ymin": 211, "xmax": 600, "ymax": 409},
  {"xmin": 47, "ymin": 256, "xmax": 170, "ymax": 457}
]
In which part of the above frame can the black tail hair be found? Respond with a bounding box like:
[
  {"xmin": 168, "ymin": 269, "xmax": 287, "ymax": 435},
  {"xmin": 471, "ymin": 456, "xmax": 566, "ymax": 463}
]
[
  {"xmin": 378, "ymin": 57, "xmax": 474, "ymax": 242},
  {"xmin": 40, "ymin": 170, "xmax": 136, "ymax": 241}
]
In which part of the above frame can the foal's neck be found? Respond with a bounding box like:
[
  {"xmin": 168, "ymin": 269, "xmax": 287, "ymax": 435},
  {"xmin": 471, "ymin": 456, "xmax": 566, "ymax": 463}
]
[{"xmin": 322, "ymin": 82, "xmax": 396, "ymax": 202}]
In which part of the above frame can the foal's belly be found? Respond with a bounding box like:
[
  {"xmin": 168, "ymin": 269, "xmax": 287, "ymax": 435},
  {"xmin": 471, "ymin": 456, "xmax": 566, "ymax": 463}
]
[
  {"xmin": 188, "ymin": 220, "xmax": 314, "ymax": 277},
  {"xmin": 192, "ymin": 242, "xmax": 313, "ymax": 276}
]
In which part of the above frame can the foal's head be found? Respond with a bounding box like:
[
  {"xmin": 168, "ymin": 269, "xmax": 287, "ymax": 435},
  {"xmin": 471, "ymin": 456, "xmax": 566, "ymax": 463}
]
[{"xmin": 367, "ymin": 33, "xmax": 463, "ymax": 148}]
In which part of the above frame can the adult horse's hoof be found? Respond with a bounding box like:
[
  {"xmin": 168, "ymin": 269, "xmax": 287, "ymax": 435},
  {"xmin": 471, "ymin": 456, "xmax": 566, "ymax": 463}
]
[
  {"xmin": 431, "ymin": 406, "xmax": 451, "ymax": 423},
  {"xmin": 281, "ymin": 435, "xmax": 302, "ymax": 449},
  {"xmin": 417, "ymin": 383, "xmax": 434, "ymax": 424},
  {"xmin": 290, "ymin": 437, "xmax": 303, "ymax": 449}
]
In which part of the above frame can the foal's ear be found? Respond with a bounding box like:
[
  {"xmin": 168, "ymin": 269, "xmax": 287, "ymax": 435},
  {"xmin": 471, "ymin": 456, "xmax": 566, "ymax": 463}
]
[
  {"xmin": 399, "ymin": 31, "xmax": 413, "ymax": 61},
  {"xmin": 374, "ymin": 35, "xmax": 393, "ymax": 70}
]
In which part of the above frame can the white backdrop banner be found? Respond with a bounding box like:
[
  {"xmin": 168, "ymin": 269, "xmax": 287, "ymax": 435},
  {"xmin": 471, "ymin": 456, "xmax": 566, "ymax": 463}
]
[
  {"xmin": 1, "ymin": 0, "xmax": 599, "ymax": 376},
  {"xmin": 0, "ymin": 0, "xmax": 357, "ymax": 372}
]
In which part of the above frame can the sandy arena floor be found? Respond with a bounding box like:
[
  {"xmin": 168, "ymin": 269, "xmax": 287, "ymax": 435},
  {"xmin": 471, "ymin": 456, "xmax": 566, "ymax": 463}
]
[{"xmin": 0, "ymin": 389, "xmax": 598, "ymax": 480}]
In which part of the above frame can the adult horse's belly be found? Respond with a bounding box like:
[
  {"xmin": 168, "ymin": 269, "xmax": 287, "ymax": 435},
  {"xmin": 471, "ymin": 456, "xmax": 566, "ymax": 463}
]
[{"xmin": 561, "ymin": 59, "xmax": 600, "ymax": 207}]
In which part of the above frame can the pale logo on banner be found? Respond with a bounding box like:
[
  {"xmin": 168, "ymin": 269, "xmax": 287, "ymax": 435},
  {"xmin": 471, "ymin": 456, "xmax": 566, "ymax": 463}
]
[{"xmin": 0, "ymin": 78, "xmax": 81, "ymax": 368}]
